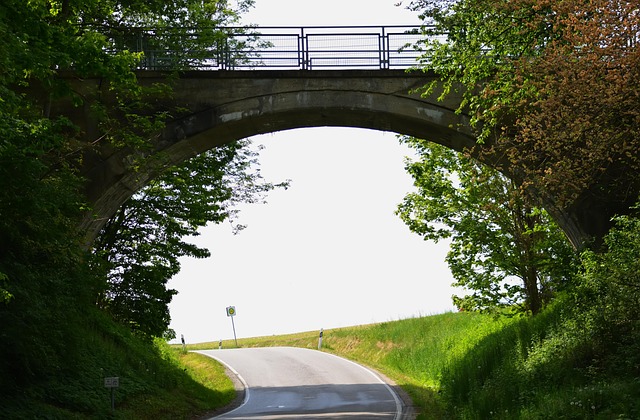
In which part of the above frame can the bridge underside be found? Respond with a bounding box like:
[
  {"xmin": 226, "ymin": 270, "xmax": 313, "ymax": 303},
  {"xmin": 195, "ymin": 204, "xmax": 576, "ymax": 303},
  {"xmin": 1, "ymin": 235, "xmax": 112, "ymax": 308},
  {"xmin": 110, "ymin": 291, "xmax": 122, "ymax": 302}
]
[{"xmin": 55, "ymin": 70, "xmax": 622, "ymax": 248}]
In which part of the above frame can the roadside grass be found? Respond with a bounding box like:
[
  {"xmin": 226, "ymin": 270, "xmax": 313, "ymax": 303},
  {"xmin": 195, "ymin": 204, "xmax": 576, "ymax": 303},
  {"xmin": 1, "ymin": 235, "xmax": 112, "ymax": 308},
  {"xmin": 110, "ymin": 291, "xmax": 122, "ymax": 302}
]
[
  {"xmin": 439, "ymin": 301, "xmax": 640, "ymax": 419},
  {"xmin": 184, "ymin": 303, "xmax": 640, "ymax": 419},
  {"xmin": 116, "ymin": 343, "xmax": 236, "ymax": 419},
  {"xmin": 1, "ymin": 310, "xmax": 236, "ymax": 419},
  {"xmin": 184, "ymin": 311, "xmax": 507, "ymax": 418}
]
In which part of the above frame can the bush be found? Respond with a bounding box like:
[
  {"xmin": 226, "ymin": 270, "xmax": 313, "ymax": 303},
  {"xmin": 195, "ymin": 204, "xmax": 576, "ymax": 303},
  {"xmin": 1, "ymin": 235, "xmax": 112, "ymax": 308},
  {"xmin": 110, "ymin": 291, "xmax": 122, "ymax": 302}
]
[{"xmin": 435, "ymin": 205, "xmax": 640, "ymax": 418}]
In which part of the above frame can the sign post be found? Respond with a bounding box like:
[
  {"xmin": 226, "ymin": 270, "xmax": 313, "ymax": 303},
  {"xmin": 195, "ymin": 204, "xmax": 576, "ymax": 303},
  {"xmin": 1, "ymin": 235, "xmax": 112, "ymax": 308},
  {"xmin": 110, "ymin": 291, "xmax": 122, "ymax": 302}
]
[
  {"xmin": 104, "ymin": 377, "xmax": 119, "ymax": 411},
  {"xmin": 226, "ymin": 306, "xmax": 238, "ymax": 347}
]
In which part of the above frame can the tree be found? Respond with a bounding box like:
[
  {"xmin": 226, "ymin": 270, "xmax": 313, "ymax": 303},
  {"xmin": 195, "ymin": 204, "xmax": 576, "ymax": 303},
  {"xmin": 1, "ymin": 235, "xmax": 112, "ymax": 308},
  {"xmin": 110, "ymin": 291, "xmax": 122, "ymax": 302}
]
[
  {"xmin": 405, "ymin": 0, "xmax": 640, "ymax": 243},
  {"xmin": 93, "ymin": 140, "xmax": 288, "ymax": 337},
  {"xmin": 396, "ymin": 137, "xmax": 577, "ymax": 314},
  {"xmin": 0, "ymin": 75, "xmax": 97, "ymax": 391},
  {"xmin": 1, "ymin": 0, "xmax": 255, "ymax": 157},
  {"xmin": 0, "ymin": 0, "xmax": 257, "ymax": 389}
]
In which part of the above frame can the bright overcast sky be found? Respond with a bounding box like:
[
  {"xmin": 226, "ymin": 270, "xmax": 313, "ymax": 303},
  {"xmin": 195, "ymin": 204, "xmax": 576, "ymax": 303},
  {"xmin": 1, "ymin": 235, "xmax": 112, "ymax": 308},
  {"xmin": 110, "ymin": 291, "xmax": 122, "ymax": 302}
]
[{"xmin": 167, "ymin": 0, "xmax": 460, "ymax": 344}]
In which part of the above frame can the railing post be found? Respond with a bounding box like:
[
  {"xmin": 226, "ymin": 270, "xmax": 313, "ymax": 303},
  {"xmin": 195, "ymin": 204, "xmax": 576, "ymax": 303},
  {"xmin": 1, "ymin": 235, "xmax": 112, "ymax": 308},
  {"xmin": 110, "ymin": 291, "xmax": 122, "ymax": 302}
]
[
  {"xmin": 297, "ymin": 27, "xmax": 303, "ymax": 70},
  {"xmin": 221, "ymin": 36, "xmax": 228, "ymax": 70},
  {"xmin": 301, "ymin": 27, "xmax": 308, "ymax": 70},
  {"xmin": 381, "ymin": 26, "xmax": 389, "ymax": 70}
]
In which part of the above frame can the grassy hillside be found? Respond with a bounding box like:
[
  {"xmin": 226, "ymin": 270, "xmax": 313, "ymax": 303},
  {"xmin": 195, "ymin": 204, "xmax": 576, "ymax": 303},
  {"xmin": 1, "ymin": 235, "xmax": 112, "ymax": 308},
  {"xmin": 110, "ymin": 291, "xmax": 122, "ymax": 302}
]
[
  {"xmin": 4, "ymin": 298, "xmax": 638, "ymax": 418},
  {"xmin": 187, "ymin": 311, "xmax": 508, "ymax": 417},
  {"xmin": 0, "ymin": 309, "xmax": 236, "ymax": 419},
  {"xmin": 187, "ymin": 302, "xmax": 640, "ymax": 419}
]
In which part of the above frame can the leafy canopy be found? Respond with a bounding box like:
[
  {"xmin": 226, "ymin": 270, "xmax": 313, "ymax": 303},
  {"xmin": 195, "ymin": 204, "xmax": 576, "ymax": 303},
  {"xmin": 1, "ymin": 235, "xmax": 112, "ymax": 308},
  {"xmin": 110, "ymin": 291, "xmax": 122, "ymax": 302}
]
[
  {"xmin": 397, "ymin": 137, "xmax": 577, "ymax": 315},
  {"xmin": 405, "ymin": 0, "xmax": 640, "ymax": 223},
  {"xmin": 94, "ymin": 140, "xmax": 288, "ymax": 337},
  {"xmin": 0, "ymin": 0, "xmax": 258, "ymax": 387}
]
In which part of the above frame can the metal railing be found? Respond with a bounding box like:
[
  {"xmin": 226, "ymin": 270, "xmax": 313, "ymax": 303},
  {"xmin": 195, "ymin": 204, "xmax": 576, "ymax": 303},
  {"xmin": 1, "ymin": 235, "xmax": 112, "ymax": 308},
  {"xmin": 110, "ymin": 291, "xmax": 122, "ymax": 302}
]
[{"xmin": 112, "ymin": 26, "xmax": 438, "ymax": 71}]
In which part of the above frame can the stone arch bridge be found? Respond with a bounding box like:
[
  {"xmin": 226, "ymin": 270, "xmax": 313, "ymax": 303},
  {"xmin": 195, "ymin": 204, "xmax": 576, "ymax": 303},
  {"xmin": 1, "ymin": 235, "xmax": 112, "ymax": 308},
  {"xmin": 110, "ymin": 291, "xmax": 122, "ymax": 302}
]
[{"xmin": 50, "ymin": 26, "xmax": 624, "ymax": 249}]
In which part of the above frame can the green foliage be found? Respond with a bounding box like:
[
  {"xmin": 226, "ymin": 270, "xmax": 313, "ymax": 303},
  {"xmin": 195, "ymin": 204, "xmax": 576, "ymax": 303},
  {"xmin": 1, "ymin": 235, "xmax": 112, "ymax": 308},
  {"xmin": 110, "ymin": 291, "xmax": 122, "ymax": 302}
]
[
  {"xmin": 0, "ymin": 72, "xmax": 95, "ymax": 394},
  {"xmin": 0, "ymin": 0, "xmax": 256, "ymax": 413},
  {"xmin": 581, "ymin": 210, "xmax": 640, "ymax": 318},
  {"xmin": 94, "ymin": 141, "xmax": 288, "ymax": 337},
  {"xmin": 0, "ymin": 273, "xmax": 11, "ymax": 304},
  {"xmin": 406, "ymin": 0, "xmax": 550, "ymax": 133},
  {"xmin": 432, "ymin": 206, "xmax": 640, "ymax": 418},
  {"xmin": 397, "ymin": 137, "xmax": 578, "ymax": 314},
  {"xmin": 577, "ymin": 205, "xmax": 640, "ymax": 377},
  {"xmin": 407, "ymin": 0, "xmax": 640, "ymax": 226},
  {"xmin": 1, "ymin": 0, "xmax": 256, "ymax": 156},
  {"xmin": 1, "ymin": 309, "xmax": 236, "ymax": 419}
]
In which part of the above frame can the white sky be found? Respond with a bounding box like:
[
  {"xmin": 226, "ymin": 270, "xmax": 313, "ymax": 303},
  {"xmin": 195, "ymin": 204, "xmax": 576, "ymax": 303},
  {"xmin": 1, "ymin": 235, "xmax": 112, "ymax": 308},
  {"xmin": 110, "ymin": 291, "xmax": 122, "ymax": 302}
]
[{"xmin": 167, "ymin": 0, "xmax": 460, "ymax": 344}]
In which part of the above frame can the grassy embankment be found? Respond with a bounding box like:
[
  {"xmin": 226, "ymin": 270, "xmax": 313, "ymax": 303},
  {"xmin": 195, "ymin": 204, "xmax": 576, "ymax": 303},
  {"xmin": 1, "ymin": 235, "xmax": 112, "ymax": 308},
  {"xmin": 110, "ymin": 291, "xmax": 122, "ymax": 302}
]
[
  {"xmin": 186, "ymin": 311, "xmax": 497, "ymax": 419},
  {"xmin": 1, "ymin": 309, "xmax": 236, "ymax": 419},
  {"xmin": 187, "ymin": 301, "xmax": 640, "ymax": 419},
  {"xmin": 7, "ymin": 300, "xmax": 638, "ymax": 419}
]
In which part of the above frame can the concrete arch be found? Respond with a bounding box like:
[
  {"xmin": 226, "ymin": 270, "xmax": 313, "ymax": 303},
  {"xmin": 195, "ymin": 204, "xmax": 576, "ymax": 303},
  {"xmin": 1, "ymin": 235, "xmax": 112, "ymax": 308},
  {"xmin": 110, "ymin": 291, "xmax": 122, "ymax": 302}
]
[
  {"xmin": 162, "ymin": 89, "xmax": 474, "ymax": 160},
  {"xmin": 80, "ymin": 70, "xmax": 476, "ymax": 241},
  {"xmin": 68, "ymin": 70, "xmax": 612, "ymax": 248}
]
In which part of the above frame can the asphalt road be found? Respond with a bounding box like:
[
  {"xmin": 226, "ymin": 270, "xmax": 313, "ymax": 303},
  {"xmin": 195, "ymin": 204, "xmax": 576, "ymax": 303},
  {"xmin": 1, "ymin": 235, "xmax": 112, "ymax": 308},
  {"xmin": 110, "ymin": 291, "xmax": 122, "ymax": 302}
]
[{"xmin": 198, "ymin": 347, "xmax": 403, "ymax": 419}]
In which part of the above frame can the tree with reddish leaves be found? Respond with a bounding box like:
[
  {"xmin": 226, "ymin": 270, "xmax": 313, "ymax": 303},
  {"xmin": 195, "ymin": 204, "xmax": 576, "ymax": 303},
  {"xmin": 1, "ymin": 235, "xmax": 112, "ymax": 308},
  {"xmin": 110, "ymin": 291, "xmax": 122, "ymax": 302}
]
[{"xmin": 407, "ymin": 0, "xmax": 640, "ymax": 246}]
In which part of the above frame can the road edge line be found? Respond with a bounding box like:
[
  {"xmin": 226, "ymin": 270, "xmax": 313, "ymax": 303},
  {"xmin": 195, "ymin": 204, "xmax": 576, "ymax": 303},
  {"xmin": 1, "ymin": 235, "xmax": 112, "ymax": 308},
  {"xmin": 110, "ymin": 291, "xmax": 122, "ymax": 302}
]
[
  {"xmin": 194, "ymin": 350, "xmax": 251, "ymax": 419},
  {"xmin": 320, "ymin": 350, "xmax": 410, "ymax": 420}
]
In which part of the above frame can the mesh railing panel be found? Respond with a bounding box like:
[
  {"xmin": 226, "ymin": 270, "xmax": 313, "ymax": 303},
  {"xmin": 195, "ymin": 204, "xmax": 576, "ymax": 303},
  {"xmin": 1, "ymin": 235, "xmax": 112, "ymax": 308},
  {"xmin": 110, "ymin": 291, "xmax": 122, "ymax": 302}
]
[{"xmin": 113, "ymin": 26, "xmax": 436, "ymax": 70}]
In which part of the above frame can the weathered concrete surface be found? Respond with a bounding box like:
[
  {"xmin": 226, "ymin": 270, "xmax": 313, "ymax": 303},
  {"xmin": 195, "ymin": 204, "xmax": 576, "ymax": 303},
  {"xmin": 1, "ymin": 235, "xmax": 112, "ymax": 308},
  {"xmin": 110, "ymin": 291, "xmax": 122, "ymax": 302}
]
[
  {"xmin": 51, "ymin": 69, "xmax": 628, "ymax": 248},
  {"xmin": 63, "ymin": 69, "xmax": 476, "ymax": 241}
]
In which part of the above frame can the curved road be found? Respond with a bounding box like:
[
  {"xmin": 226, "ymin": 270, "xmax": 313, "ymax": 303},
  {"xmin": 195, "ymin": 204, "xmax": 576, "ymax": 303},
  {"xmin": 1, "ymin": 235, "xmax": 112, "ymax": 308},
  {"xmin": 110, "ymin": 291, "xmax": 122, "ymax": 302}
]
[{"xmin": 198, "ymin": 347, "xmax": 403, "ymax": 419}]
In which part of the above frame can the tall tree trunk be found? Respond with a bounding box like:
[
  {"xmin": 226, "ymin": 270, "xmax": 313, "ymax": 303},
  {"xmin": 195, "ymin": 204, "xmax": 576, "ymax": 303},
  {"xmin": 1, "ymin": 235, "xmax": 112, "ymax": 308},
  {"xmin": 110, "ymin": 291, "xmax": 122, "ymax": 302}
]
[{"xmin": 523, "ymin": 266, "xmax": 541, "ymax": 315}]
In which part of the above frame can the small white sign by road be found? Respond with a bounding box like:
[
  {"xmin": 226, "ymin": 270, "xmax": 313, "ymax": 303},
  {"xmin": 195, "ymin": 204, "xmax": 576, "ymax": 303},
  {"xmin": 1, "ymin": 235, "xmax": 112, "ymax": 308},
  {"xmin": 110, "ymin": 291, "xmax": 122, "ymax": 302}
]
[{"xmin": 104, "ymin": 377, "xmax": 119, "ymax": 388}]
